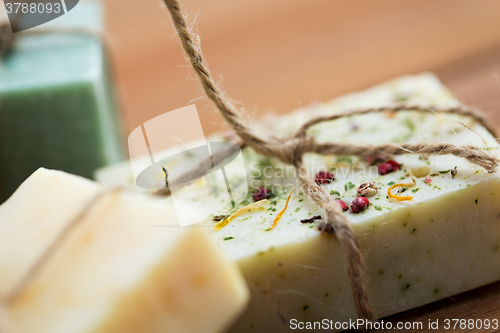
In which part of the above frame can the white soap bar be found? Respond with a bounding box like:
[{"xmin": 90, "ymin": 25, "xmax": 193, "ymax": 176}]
[
  {"xmin": 0, "ymin": 168, "xmax": 249, "ymax": 333},
  {"xmin": 96, "ymin": 73, "xmax": 500, "ymax": 332}
]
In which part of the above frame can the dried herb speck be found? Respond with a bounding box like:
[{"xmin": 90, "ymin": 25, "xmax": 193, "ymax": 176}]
[
  {"xmin": 301, "ymin": 215, "xmax": 321, "ymax": 224},
  {"xmin": 213, "ymin": 214, "xmax": 229, "ymax": 222},
  {"xmin": 451, "ymin": 166, "xmax": 458, "ymax": 179},
  {"xmin": 318, "ymin": 222, "xmax": 335, "ymax": 234}
]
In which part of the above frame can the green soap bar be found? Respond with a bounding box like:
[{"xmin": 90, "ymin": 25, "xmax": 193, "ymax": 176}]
[{"xmin": 0, "ymin": 1, "xmax": 124, "ymax": 202}]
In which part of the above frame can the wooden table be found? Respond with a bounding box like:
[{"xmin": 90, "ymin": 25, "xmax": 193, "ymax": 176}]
[
  {"xmin": 103, "ymin": 0, "xmax": 500, "ymax": 330},
  {"xmin": 103, "ymin": 0, "xmax": 500, "ymax": 136},
  {"xmin": 361, "ymin": 281, "xmax": 500, "ymax": 332}
]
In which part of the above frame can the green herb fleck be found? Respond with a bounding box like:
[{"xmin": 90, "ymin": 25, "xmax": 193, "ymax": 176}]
[
  {"xmin": 438, "ymin": 170, "xmax": 450, "ymax": 174},
  {"xmin": 475, "ymin": 199, "xmax": 478, "ymax": 205},
  {"xmin": 264, "ymin": 228, "xmax": 271, "ymax": 232},
  {"xmin": 403, "ymin": 118, "xmax": 416, "ymax": 131},
  {"xmin": 388, "ymin": 181, "xmax": 396, "ymax": 186},
  {"xmin": 298, "ymin": 199, "xmax": 304, "ymax": 202},
  {"xmin": 344, "ymin": 182, "xmax": 355, "ymax": 191},
  {"xmin": 412, "ymin": 228, "xmax": 416, "ymax": 234},
  {"xmin": 374, "ymin": 206, "xmax": 382, "ymax": 211},
  {"xmin": 404, "ymin": 284, "xmax": 411, "ymax": 290},
  {"xmin": 412, "ymin": 188, "xmax": 420, "ymax": 193},
  {"xmin": 223, "ymin": 237, "xmax": 234, "ymax": 241},
  {"xmin": 295, "ymin": 207, "xmax": 301, "ymax": 212},
  {"xmin": 330, "ymin": 190, "xmax": 341, "ymax": 196},
  {"xmin": 336, "ymin": 156, "xmax": 354, "ymax": 164},
  {"xmin": 303, "ymin": 305, "xmax": 309, "ymax": 311}
]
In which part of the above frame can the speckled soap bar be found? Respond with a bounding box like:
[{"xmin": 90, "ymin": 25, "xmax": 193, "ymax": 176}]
[
  {"xmin": 96, "ymin": 73, "xmax": 500, "ymax": 332},
  {"xmin": 0, "ymin": 1, "xmax": 124, "ymax": 203}
]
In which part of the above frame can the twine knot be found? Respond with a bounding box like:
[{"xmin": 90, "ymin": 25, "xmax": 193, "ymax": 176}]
[{"xmin": 275, "ymin": 136, "xmax": 304, "ymax": 165}]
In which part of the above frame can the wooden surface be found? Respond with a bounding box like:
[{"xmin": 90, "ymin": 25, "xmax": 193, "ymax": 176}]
[
  {"xmin": 362, "ymin": 281, "xmax": 500, "ymax": 332},
  {"xmin": 102, "ymin": 0, "xmax": 500, "ymax": 330},
  {"xmin": 102, "ymin": 0, "xmax": 500, "ymax": 137}
]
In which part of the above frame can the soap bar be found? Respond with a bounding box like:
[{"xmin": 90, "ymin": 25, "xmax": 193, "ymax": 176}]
[
  {"xmin": 96, "ymin": 73, "xmax": 500, "ymax": 332},
  {"xmin": 0, "ymin": 1, "xmax": 124, "ymax": 203},
  {"xmin": 0, "ymin": 168, "xmax": 249, "ymax": 333}
]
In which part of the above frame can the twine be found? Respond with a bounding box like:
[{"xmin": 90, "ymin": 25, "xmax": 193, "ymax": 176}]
[{"xmin": 163, "ymin": 0, "xmax": 499, "ymax": 321}]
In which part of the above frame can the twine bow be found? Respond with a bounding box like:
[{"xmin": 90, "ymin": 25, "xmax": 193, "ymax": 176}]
[{"xmin": 163, "ymin": 0, "xmax": 499, "ymax": 321}]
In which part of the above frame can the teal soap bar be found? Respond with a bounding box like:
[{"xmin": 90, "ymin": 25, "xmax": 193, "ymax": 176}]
[{"xmin": 0, "ymin": 1, "xmax": 125, "ymax": 202}]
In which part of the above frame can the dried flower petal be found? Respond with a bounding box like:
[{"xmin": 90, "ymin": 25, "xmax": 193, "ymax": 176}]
[
  {"xmin": 214, "ymin": 199, "xmax": 270, "ymax": 231},
  {"xmin": 270, "ymin": 187, "xmax": 296, "ymax": 230},
  {"xmin": 388, "ymin": 178, "xmax": 417, "ymax": 201}
]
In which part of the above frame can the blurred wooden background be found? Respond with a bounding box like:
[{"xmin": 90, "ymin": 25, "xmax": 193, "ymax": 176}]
[{"xmin": 102, "ymin": 0, "xmax": 500, "ymax": 139}]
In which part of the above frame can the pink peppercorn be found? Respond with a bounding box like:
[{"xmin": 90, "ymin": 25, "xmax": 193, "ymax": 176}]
[
  {"xmin": 351, "ymin": 197, "xmax": 370, "ymax": 213},
  {"xmin": 378, "ymin": 159, "xmax": 401, "ymax": 175},
  {"xmin": 252, "ymin": 187, "xmax": 271, "ymax": 201},
  {"xmin": 424, "ymin": 177, "xmax": 432, "ymax": 183},
  {"xmin": 335, "ymin": 199, "xmax": 349, "ymax": 212},
  {"xmin": 386, "ymin": 160, "xmax": 401, "ymax": 171},
  {"xmin": 315, "ymin": 171, "xmax": 335, "ymax": 185}
]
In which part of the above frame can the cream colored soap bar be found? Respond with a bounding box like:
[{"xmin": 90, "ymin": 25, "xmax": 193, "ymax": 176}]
[
  {"xmin": 96, "ymin": 73, "xmax": 500, "ymax": 332},
  {"xmin": 0, "ymin": 168, "xmax": 249, "ymax": 333}
]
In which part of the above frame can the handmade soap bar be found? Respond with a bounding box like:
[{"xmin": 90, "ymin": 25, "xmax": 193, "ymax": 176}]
[
  {"xmin": 0, "ymin": 168, "xmax": 249, "ymax": 333},
  {"xmin": 0, "ymin": 1, "xmax": 124, "ymax": 203},
  {"xmin": 96, "ymin": 73, "xmax": 500, "ymax": 332}
]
